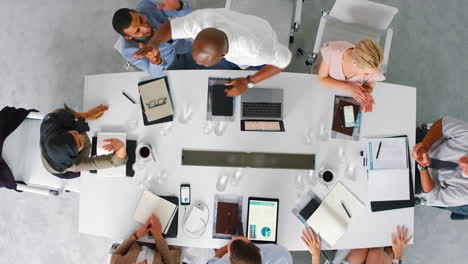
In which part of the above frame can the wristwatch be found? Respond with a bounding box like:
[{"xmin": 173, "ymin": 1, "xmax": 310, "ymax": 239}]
[
  {"xmin": 392, "ymin": 259, "xmax": 401, "ymax": 264},
  {"xmin": 417, "ymin": 164, "xmax": 428, "ymax": 171},
  {"xmin": 246, "ymin": 75, "xmax": 255, "ymax": 89}
]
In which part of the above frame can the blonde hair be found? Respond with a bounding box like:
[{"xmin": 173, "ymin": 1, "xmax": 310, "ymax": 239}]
[{"xmin": 351, "ymin": 39, "xmax": 384, "ymax": 70}]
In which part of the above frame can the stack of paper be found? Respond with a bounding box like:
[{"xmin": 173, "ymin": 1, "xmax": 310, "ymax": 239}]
[
  {"xmin": 306, "ymin": 182, "xmax": 365, "ymax": 246},
  {"xmin": 139, "ymin": 79, "xmax": 173, "ymax": 122},
  {"xmin": 134, "ymin": 191, "xmax": 178, "ymax": 234},
  {"xmin": 368, "ymin": 137, "xmax": 408, "ymax": 170},
  {"xmin": 96, "ymin": 132, "xmax": 127, "ymax": 177}
]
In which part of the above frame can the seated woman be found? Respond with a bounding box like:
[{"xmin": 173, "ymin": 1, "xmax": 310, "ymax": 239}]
[
  {"xmin": 302, "ymin": 225, "xmax": 412, "ymax": 264},
  {"xmin": 40, "ymin": 104, "xmax": 127, "ymax": 178},
  {"xmin": 317, "ymin": 39, "xmax": 385, "ymax": 112},
  {"xmin": 111, "ymin": 213, "xmax": 180, "ymax": 264}
]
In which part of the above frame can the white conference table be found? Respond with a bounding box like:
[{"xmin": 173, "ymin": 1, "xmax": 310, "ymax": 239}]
[{"xmin": 79, "ymin": 70, "xmax": 416, "ymax": 250}]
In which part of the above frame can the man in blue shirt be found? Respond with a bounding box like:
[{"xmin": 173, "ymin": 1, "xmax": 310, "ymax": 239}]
[{"xmin": 112, "ymin": 0, "xmax": 238, "ymax": 77}]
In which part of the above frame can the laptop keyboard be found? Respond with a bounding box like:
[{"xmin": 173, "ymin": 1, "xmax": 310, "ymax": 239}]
[{"xmin": 242, "ymin": 102, "xmax": 282, "ymax": 118}]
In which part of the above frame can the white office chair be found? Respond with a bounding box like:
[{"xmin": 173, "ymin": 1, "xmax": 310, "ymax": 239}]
[
  {"xmin": 2, "ymin": 112, "xmax": 80, "ymax": 196},
  {"xmin": 114, "ymin": 37, "xmax": 141, "ymax": 72},
  {"xmin": 297, "ymin": 0, "xmax": 398, "ymax": 74},
  {"xmin": 225, "ymin": 0, "xmax": 303, "ymax": 45}
]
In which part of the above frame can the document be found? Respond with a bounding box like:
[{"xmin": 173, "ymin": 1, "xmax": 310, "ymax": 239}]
[
  {"xmin": 139, "ymin": 78, "xmax": 173, "ymax": 122},
  {"xmin": 368, "ymin": 169, "xmax": 410, "ymax": 201},
  {"xmin": 96, "ymin": 132, "xmax": 126, "ymax": 177},
  {"xmin": 306, "ymin": 182, "xmax": 364, "ymax": 246},
  {"xmin": 368, "ymin": 137, "xmax": 408, "ymax": 170},
  {"xmin": 134, "ymin": 191, "xmax": 178, "ymax": 234}
]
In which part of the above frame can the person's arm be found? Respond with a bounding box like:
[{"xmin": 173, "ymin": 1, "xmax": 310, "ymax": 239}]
[
  {"xmin": 419, "ymin": 168, "xmax": 436, "ymax": 193},
  {"xmin": 67, "ymin": 138, "xmax": 128, "ymax": 172},
  {"xmin": 301, "ymin": 228, "xmax": 321, "ymax": 264},
  {"xmin": 148, "ymin": 213, "xmax": 174, "ymax": 264},
  {"xmin": 391, "ymin": 225, "xmax": 412, "ymax": 262},
  {"xmin": 112, "ymin": 234, "xmax": 138, "ymax": 257},
  {"xmin": 125, "ymin": 45, "xmax": 168, "ymax": 77},
  {"xmin": 422, "ymin": 119, "xmax": 443, "ymax": 149},
  {"xmin": 133, "ymin": 21, "xmax": 172, "ymax": 59},
  {"xmin": 224, "ymin": 65, "xmax": 284, "ymax": 97},
  {"xmin": 63, "ymin": 104, "xmax": 109, "ymax": 120}
]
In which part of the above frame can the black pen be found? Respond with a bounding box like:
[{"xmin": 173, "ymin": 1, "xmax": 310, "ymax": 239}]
[
  {"xmin": 376, "ymin": 141, "xmax": 382, "ymax": 159},
  {"xmin": 122, "ymin": 90, "xmax": 136, "ymax": 104},
  {"xmin": 341, "ymin": 200, "xmax": 352, "ymax": 218}
]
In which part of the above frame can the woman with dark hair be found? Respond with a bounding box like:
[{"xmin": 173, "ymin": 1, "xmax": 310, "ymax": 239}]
[{"xmin": 40, "ymin": 104, "xmax": 127, "ymax": 178}]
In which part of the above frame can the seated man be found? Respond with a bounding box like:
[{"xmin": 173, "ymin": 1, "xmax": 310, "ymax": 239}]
[
  {"xmin": 317, "ymin": 39, "xmax": 385, "ymax": 112},
  {"xmin": 111, "ymin": 213, "xmax": 179, "ymax": 264},
  {"xmin": 112, "ymin": 0, "xmax": 238, "ymax": 77},
  {"xmin": 412, "ymin": 116, "xmax": 468, "ymax": 207},
  {"xmin": 206, "ymin": 236, "xmax": 292, "ymax": 264},
  {"xmin": 302, "ymin": 226, "xmax": 412, "ymax": 264},
  {"xmin": 40, "ymin": 104, "xmax": 127, "ymax": 178},
  {"xmin": 133, "ymin": 8, "xmax": 293, "ymax": 96}
]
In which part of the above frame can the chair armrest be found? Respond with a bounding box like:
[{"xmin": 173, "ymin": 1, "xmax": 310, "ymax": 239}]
[
  {"xmin": 382, "ymin": 27, "xmax": 393, "ymax": 74},
  {"xmin": 313, "ymin": 13, "xmax": 329, "ymax": 54},
  {"xmin": 26, "ymin": 111, "xmax": 45, "ymax": 120},
  {"xmin": 225, "ymin": 0, "xmax": 232, "ymax": 9}
]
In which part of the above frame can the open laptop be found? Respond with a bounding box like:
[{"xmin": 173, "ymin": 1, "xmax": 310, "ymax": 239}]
[{"xmin": 241, "ymin": 88, "xmax": 285, "ymax": 132}]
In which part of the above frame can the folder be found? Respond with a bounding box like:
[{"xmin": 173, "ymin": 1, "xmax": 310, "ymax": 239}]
[{"xmin": 138, "ymin": 77, "xmax": 174, "ymax": 126}]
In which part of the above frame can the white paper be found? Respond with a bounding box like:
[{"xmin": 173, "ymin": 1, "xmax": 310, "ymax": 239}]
[
  {"xmin": 369, "ymin": 137, "xmax": 408, "ymax": 170},
  {"xmin": 96, "ymin": 132, "xmax": 126, "ymax": 177},
  {"xmin": 306, "ymin": 182, "xmax": 365, "ymax": 246},
  {"xmin": 133, "ymin": 191, "xmax": 177, "ymax": 234},
  {"xmin": 368, "ymin": 169, "xmax": 409, "ymax": 202},
  {"xmin": 139, "ymin": 79, "xmax": 173, "ymax": 122}
]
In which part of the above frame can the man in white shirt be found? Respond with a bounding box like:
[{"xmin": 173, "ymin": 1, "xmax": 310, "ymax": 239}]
[
  {"xmin": 412, "ymin": 116, "xmax": 468, "ymax": 207},
  {"xmin": 206, "ymin": 237, "xmax": 292, "ymax": 264},
  {"xmin": 133, "ymin": 8, "xmax": 292, "ymax": 96}
]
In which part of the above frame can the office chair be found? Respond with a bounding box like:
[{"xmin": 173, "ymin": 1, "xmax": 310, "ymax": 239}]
[
  {"xmin": 2, "ymin": 111, "xmax": 80, "ymax": 196},
  {"xmin": 113, "ymin": 37, "xmax": 142, "ymax": 72},
  {"xmin": 297, "ymin": 0, "xmax": 398, "ymax": 74},
  {"xmin": 225, "ymin": 0, "xmax": 303, "ymax": 45}
]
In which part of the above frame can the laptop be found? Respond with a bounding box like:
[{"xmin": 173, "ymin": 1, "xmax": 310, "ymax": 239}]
[{"xmin": 241, "ymin": 88, "xmax": 285, "ymax": 132}]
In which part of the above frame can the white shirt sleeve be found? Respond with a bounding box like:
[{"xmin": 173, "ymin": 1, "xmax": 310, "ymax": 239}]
[
  {"xmin": 170, "ymin": 10, "xmax": 208, "ymax": 39},
  {"xmin": 258, "ymin": 37, "xmax": 292, "ymax": 69}
]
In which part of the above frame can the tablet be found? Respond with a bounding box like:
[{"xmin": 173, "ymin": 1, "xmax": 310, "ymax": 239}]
[{"xmin": 246, "ymin": 197, "xmax": 279, "ymax": 244}]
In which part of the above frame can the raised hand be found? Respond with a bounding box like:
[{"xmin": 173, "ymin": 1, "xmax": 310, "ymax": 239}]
[
  {"xmin": 149, "ymin": 213, "xmax": 163, "ymax": 239},
  {"xmin": 135, "ymin": 217, "xmax": 152, "ymax": 238},
  {"xmin": 224, "ymin": 78, "xmax": 248, "ymax": 97},
  {"xmin": 84, "ymin": 104, "xmax": 108, "ymax": 120},
  {"xmin": 301, "ymin": 227, "xmax": 321, "ymax": 258},
  {"xmin": 139, "ymin": 43, "xmax": 161, "ymax": 65},
  {"xmin": 412, "ymin": 142, "xmax": 431, "ymax": 167},
  {"xmin": 391, "ymin": 225, "xmax": 413, "ymax": 259},
  {"xmin": 156, "ymin": 0, "xmax": 182, "ymax": 10}
]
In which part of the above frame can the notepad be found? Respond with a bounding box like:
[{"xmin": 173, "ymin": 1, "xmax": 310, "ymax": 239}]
[
  {"xmin": 368, "ymin": 169, "xmax": 410, "ymax": 201},
  {"xmin": 134, "ymin": 191, "xmax": 179, "ymax": 235},
  {"xmin": 368, "ymin": 137, "xmax": 408, "ymax": 170},
  {"xmin": 139, "ymin": 78, "xmax": 174, "ymax": 122},
  {"xmin": 306, "ymin": 182, "xmax": 364, "ymax": 246},
  {"xmin": 96, "ymin": 132, "xmax": 127, "ymax": 177}
]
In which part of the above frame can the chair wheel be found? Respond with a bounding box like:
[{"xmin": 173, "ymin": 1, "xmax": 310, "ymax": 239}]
[
  {"xmin": 289, "ymin": 35, "xmax": 295, "ymax": 43},
  {"xmin": 296, "ymin": 48, "xmax": 304, "ymax": 56},
  {"xmin": 305, "ymin": 60, "xmax": 313, "ymax": 66}
]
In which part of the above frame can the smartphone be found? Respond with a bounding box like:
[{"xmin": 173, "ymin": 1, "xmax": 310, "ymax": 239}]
[
  {"xmin": 343, "ymin": 105, "xmax": 355, "ymax": 127},
  {"xmin": 180, "ymin": 184, "xmax": 191, "ymax": 205}
]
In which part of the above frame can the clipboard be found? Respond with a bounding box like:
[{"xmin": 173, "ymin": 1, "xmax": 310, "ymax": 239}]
[
  {"xmin": 138, "ymin": 77, "xmax": 174, "ymax": 126},
  {"xmin": 370, "ymin": 135, "xmax": 415, "ymax": 212},
  {"xmin": 90, "ymin": 137, "xmax": 136, "ymax": 177}
]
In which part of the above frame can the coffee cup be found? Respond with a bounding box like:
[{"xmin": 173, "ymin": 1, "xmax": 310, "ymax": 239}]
[
  {"xmin": 136, "ymin": 143, "xmax": 153, "ymax": 161},
  {"xmin": 319, "ymin": 169, "xmax": 335, "ymax": 186}
]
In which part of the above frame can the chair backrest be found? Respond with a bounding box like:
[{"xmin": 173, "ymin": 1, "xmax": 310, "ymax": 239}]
[
  {"xmin": 114, "ymin": 37, "xmax": 124, "ymax": 54},
  {"xmin": 3, "ymin": 116, "xmax": 80, "ymax": 192},
  {"xmin": 329, "ymin": 0, "xmax": 398, "ymax": 30}
]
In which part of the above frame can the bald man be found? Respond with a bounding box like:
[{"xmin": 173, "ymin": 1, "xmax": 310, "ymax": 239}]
[{"xmin": 134, "ymin": 8, "xmax": 292, "ymax": 97}]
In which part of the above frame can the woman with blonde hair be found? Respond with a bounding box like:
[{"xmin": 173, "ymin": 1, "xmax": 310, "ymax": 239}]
[{"xmin": 317, "ymin": 39, "xmax": 385, "ymax": 112}]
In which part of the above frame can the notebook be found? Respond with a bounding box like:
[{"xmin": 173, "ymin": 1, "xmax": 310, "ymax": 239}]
[
  {"xmin": 215, "ymin": 202, "xmax": 239, "ymax": 235},
  {"xmin": 134, "ymin": 191, "xmax": 179, "ymax": 235},
  {"xmin": 139, "ymin": 77, "xmax": 174, "ymax": 122},
  {"xmin": 368, "ymin": 137, "xmax": 408, "ymax": 170},
  {"xmin": 368, "ymin": 169, "xmax": 410, "ymax": 201},
  {"xmin": 96, "ymin": 132, "xmax": 127, "ymax": 177},
  {"xmin": 306, "ymin": 182, "xmax": 364, "ymax": 246}
]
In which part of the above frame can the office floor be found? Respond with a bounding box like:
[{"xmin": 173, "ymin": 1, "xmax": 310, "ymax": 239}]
[{"xmin": 0, "ymin": 0, "xmax": 467, "ymax": 263}]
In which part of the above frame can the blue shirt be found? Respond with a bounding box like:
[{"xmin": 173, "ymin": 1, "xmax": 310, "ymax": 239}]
[
  {"xmin": 120, "ymin": 0, "xmax": 192, "ymax": 76},
  {"xmin": 206, "ymin": 244, "xmax": 292, "ymax": 264}
]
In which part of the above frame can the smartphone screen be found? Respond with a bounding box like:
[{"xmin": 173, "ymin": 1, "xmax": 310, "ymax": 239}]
[
  {"xmin": 180, "ymin": 184, "xmax": 191, "ymax": 205},
  {"xmin": 343, "ymin": 105, "xmax": 355, "ymax": 127}
]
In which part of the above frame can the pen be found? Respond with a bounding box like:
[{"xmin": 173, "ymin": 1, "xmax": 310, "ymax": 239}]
[
  {"xmin": 376, "ymin": 141, "xmax": 382, "ymax": 159},
  {"xmin": 122, "ymin": 90, "xmax": 136, "ymax": 104},
  {"xmin": 341, "ymin": 200, "xmax": 352, "ymax": 218}
]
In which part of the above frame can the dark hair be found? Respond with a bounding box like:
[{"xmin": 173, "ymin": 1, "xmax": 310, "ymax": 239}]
[
  {"xmin": 229, "ymin": 239, "xmax": 261, "ymax": 264},
  {"xmin": 112, "ymin": 8, "xmax": 136, "ymax": 36}
]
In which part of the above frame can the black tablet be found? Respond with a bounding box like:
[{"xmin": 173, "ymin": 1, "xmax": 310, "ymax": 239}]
[{"xmin": 246, "ymin": 197, "xmax": 279, "ymax": 244}]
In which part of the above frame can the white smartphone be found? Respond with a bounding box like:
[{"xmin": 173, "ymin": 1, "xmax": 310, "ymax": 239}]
[
  {"xmin": 343, "ymin": 105, "xmax": 355, "ymax": 127},
  {"xmin": 180, "ymin": 184, "xmax": 191, "ymax": 205}
]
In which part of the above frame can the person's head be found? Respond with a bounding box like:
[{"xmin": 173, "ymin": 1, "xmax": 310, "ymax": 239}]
[
  {"xmin": 228, "ymin": 237, "xmax": 261, "ymax": 264},
  {"xmin": 192, "ymin": 28, "xmax": 228, "ymax": 67},
  {"xmin": 349, "ymin": 39, "xmax": 384, "ymax": 78},
  {"xmin": 112, "ymin": 8, "xmax": 153, "ymax": 39},
  {"xmin": 459, "ymin": 156, "xmax": 468, "ymax": 175}
]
